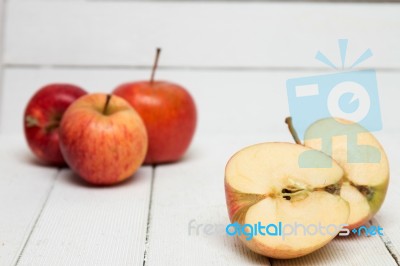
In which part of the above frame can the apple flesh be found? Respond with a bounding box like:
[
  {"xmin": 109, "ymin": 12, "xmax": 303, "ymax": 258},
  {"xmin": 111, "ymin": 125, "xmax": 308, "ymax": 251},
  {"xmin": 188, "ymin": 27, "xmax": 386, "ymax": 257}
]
[
  {"xmin": 303, "ymin": 117, "xmax": 389, "ymax": 229},
  {"xmin": 225, "ymin": 142, "xmax": 349, "ymax": 259},
  {"xmin": 59, "ymin": 93, "xmax": 148, "ymax": 185},
  {"xmin": 24, "ymin": 84, "xmax": 87, "ymax": 165},
  {"xmin": 113, "ymin": 81, "xmax": 197, "ymax": 164}
]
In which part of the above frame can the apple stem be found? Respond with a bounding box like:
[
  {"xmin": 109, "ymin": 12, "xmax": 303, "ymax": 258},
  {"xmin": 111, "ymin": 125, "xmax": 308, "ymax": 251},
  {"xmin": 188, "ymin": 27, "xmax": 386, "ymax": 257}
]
[
  {"xmin": 103, "ymin": 94, "xmax": 112, "ymax": 115},
  {"xmin": 150, "ymin": 48, "xmax": 161, "ymax": 84},
  {"xmin": 25, "ymin": 116, "xmax": 40, "ymax": 127},
  {"xmin": 45, "ymin": 120, "xmax": 60, "ymax": 133},
  {"xmin": 285, "ymin": 117, "xmax": 302, "ymax": 145}
]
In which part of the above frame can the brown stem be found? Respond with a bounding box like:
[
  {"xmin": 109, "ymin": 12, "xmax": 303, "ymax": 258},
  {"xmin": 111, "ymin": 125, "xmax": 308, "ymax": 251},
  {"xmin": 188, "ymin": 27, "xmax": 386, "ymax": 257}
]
[
  {"xmin": 25, "ymin": 116, "xmax": 40, "ymax": 127},
  {"xmin": 45, "ymin": 120, "xmax": 60, "ymax": 133},
  {"xmin": 285, "ymin": 117, "xmax": 302, "ymax": 145},
  {"xmin": 103, "ymin": 94, "xmax": 112, "ymax": 115},
  {"xmin": 26, "ymin": 115, "xmax": 61, "ymax": 133},
  {"xmin": 150, "ymin": 48, "xmax": 161, "ymax": 84}
]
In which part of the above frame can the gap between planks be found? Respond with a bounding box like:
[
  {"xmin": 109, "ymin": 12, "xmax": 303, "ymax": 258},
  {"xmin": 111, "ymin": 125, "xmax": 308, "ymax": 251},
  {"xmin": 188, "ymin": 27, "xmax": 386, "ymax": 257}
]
[
  {"xmin": 7, "ymin": 149, "xmax": 399, "ymax": 265},
  {"xmin": 370, "ymin": 218, "xmax": 400, "ymax": 265},
  {"xmin": 143, "ymin": 165, "xmax": 156, "ymax": 266},
  {"xmin": 13, "ymin": 168, "xmax": 61, "ymax": 266}
]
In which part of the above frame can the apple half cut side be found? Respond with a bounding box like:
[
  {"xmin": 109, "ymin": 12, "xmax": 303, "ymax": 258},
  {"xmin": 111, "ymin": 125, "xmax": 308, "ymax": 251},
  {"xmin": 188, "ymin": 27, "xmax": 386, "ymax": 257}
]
[
  {"xmin": 303, "ymin": 117, "xmax": 389, "ymax": 229},
  {"xmin": 225, "ymin": 142, "xmax": 350, "ymax": 259}
]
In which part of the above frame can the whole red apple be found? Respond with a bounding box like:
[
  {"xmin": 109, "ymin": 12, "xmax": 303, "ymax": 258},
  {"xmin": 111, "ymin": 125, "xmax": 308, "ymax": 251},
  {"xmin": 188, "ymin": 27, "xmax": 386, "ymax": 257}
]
[
  {"xmin": 24, "ymin": 84, "xmax": 87, "ymax": 165},
  {"xmin": 59, "ymin": 93, "xmax": 148, "ymax": 185},
  {"xmin": 113, "ymin": 49, "xmax": 197, "ymax": 164}
]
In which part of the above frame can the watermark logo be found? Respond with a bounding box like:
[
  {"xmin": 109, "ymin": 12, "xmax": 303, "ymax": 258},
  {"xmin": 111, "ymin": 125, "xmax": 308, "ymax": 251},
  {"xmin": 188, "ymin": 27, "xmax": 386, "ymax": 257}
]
[
  {"xmin": 188, "ymin": 219, "xmax": 226, "ymax": 237},
  {"xmin": 187, "ymin": 219, "xmax": 384, "ymax": 240},
  {"xmin": 225, "ymin": 221, "xmax": 383, "ymax": 241},
  {"xmin": 286, "ymin": 39, "xmax": 382, "ymax": 167}
]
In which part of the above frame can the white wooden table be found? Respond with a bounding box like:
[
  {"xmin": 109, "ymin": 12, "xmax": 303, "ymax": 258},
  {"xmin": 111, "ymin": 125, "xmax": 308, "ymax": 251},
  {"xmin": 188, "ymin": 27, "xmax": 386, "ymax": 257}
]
[{"xmin": 1, "ymin": 1, "xmax": 400, "ymax": 265}]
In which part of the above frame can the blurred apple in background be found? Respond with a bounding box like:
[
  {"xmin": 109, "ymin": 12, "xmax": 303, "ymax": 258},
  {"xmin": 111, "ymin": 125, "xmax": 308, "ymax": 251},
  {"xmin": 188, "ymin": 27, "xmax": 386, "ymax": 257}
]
[
  {"xmin": 59, "ymin": 93, "xmax": 148, "ymax": 185},
  {"xmin": 113, "ymin": 48, "xmax": 197, "ymax": 164},
  {"xmin": 24, "ymin": 84, "xmax": 87, "ymax": 165}
]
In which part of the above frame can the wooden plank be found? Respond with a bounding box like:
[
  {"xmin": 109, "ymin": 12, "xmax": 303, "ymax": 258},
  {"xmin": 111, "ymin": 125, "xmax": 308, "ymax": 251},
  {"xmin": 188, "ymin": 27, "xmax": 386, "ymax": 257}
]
[
  {"xmin": 0, "ymin": 0, "xmax": 5, "ymax": 126},
  {"xmin": 366, "ymin": 133, "xmax": 400, "ymax": 264},
  {"xmin": 0, "ymin": 0, "xmax": 4, "ymax": 58},
  {"xmin": 2, "ymin": 68, "xmax": 400, "ymax": 136},
  {"xmin": 146, "ymin": 134, "xmax": 398, "ymax": 265},
  {"xmin": 16, "ymin": 167, "xmax": 152, "ymax": 265},
  {"xmin": 0, "ymin": 136, "xmax": 58, "ymax": 266},
  {"xmin": 4, "ymin": 1, "xmax": 400, "ymax": 68},
  {"xmin": 145, "ymin": 135, "xmax": 277, "ymax": 265},
  {"xmin": 0, "ymin": 0, "xmax": 4, "ymax": 60},
  {"xmin": 272, "ymin": 231, "xmax": 397, "ymax": 266},
  {"xmin": 1, "ymin": 130, "xmax": 397, "ymax": 265}
]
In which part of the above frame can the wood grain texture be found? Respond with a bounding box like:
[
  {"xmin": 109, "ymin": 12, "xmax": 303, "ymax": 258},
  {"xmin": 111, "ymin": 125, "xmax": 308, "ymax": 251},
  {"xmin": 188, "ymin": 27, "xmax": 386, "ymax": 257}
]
[
  {"xmin": 145, "ymin": 135, "xmax": 278, "ymax": 265},
  {"xmin": 0, "ymin": 136, "xmax": 58, "ymax": 266},
  {"xmin": 146, "ymin": 134, "xmax": 399, "ymax": 265},
  {"xmin": 0, "ymin": 0, "xmax": 5, "ymax": 128},
  {"xmin": 4, "ymin": 1, "xmax": 400, "ymax": 68},
  {"xmin": 272, "ymin": 233, "xmax": 397, "ymax": 265},
  {"xmin": 16, "ymin": 167, "xmax": 152, "ymax": 266},
  {"xmin": 366, "ymin": 133, "xmax": 400, "ymax": 265}
]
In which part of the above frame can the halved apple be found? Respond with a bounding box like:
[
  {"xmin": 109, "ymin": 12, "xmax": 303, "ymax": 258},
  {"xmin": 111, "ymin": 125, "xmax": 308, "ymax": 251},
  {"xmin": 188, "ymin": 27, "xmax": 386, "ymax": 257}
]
[
  {"xmin": 303, "ymin": 117, "xmax": 389, "ymax": 229},
  {"xmin": 225, "ymin": 142, "xmax": 349, "ymax": 259}
]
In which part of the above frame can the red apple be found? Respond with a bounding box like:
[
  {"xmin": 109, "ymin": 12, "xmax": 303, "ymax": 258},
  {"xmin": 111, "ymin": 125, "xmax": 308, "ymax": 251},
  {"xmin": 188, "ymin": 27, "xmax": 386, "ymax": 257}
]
[
  {"xmin": 24, "ymin": 84, "xmax": 87, "ymax": 165},
  {"xmin": 113, "ymin": 48, "xmax": 197, "ymax": 164},
  {"xmin": 59, "ymin": 93, "xmax": 148, "ymax": 185}
]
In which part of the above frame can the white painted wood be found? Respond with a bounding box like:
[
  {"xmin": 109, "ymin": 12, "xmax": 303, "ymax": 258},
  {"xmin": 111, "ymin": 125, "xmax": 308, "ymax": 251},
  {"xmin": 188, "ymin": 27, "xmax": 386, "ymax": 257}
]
[
  {"xmin": 0, "ymin": 0, "xmax": 4, "ymax": 60},
  {"xmin": 1, "ymin": 130, "xmax": 398, "ymax": 265},
  {"xmin": 0, "ymin": 136, "xmax": 58, "ymax": 266},
  {"xmin": 273, "ymin": 232, "xmax": 397, "ymax": 265},
  {"xmin": 366, "ymin": 133, "xmax": 400, "ymax": 264},
  {"xmin": 4, "ymin": 2, "xmax": 400, "ymax": 68},
  {"xmin": 0, "ymin": 0, "xmax": 5, "ymax": 127},
  {"xmin": 16, "ymin": 167, "xmax": 152, "ymax": 266},
  {"xmin": 0, "ymin": 0, "xmax": 4, "ymax": 55},
  {"xmin": 2, "ymin": 68, "xmax": 399, "ymax": 137},
  {"xmin": 146, "ymin": 135, "xmax": 278, "ymax": 265},
  {"xmin": 146, "ymin": 134, "xmax": 398, "ymax": 265}
]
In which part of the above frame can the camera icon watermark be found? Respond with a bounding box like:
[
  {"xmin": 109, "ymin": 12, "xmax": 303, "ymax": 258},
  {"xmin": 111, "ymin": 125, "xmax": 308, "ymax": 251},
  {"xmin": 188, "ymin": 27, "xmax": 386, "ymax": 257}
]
[{"xmin": 286, "ymin": 39, "xmax": 382, "ymax": 167}]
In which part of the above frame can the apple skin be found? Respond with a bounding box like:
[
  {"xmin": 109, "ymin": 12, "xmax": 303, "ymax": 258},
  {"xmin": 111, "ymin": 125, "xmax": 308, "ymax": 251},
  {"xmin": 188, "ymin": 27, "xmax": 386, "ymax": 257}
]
[
  {"xmin": 113, "ymin": 81, "xmax": 197, "ymax": 164},
  {"xmin": 303, "ymin": 117, "xmax": 389, "ymax": 229},
  {"xmin": 345, "ymin": 181, "xmax": 388, "ymax": 229},
  {"xmin": 24, "ymin": 84, "xmax": 87, "ymax": 165},
  {"xmin": 59, "ymin": 93, "xmax": 148, "ymax": 185},
  {"xmin": 224, "ymin": 142, "xmax": 349, "ymax": 259}
]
